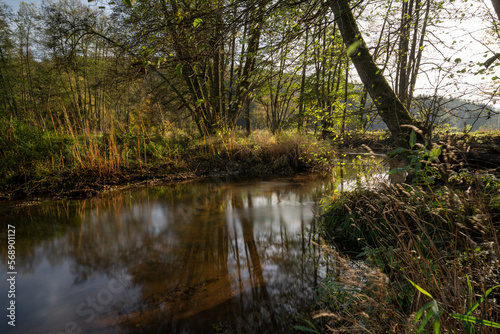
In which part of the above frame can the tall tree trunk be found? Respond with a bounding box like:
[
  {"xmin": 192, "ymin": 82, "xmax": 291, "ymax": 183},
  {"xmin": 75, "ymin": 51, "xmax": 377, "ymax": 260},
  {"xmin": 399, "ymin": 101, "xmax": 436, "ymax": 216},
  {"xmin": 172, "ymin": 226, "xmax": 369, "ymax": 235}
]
[
  {"xmin": 237, "ymin": 0, "xmax": 267, "ymax": 135},
  {"xmin": 297, "ymin": 29, "xmax": 309, "ymax": 131},
  {"xmin": 341, "ymin": 56, "xmax": 348, "ymax": 140},
  {"xmin": 0, "ymin": 47, "xmax": 18, "ymax": 116},
  {"xmin": 407, "ymin": 0, "xmax": 430, "ymax": 111},
  {"xmin": 492, "ymin": 0, "xmax": 500, "ymax": 21},
  {"xmin": 327, "ymin": 0, "xmax": 418, "ymax": 144},
  {"xmin": 396, "ymin": 0, "xmax": 412, "ymax": 104}
]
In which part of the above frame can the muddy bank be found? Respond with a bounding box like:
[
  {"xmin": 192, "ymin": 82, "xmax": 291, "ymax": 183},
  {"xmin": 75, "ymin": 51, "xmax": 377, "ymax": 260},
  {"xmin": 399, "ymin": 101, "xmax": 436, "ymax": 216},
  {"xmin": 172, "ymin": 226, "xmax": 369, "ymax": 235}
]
[
  {"xmin": 0, "ymin": 150, "xmax": 330, "ymax": 208},
  {"xmin": 4, "ymin": 130, "xmax": 500, "ymax": 208}
]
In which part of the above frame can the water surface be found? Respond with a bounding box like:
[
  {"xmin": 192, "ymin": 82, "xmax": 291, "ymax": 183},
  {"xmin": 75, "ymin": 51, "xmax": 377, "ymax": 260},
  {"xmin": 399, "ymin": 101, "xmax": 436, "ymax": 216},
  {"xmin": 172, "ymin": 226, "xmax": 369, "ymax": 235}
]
[{"xmin": 0, "ymin": 159, "xmax": 385, "ymax": 333}]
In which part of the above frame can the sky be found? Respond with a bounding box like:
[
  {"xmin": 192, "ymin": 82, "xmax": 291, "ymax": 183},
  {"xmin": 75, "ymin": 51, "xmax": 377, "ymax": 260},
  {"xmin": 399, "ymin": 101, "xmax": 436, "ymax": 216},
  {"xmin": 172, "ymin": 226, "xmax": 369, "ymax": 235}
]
[
  {"xmin": 357, "ymin": 0, "xmax": 500, "ymax": 106},
  {"xmin": 5, "ymin": 0, "xmax": 47, "ymax": 13},
  {"xmin": 418, "ymin": 1, "xmax": 500, "ymax": 105},
  {"xmin": 2, "ymin": 0, "xmax": 499, "ymax": 106},
  {"xmin": 3, "ymin": 0, "xmax": 90, "ymax": 13}
]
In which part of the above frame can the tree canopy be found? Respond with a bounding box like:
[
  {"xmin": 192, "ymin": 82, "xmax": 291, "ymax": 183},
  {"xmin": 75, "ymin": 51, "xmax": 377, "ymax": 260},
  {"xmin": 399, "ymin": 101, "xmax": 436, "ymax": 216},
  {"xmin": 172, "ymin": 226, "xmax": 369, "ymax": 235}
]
[{"xmin": 0, "ymin": 0, "xmax": 498, "ymax": 142}]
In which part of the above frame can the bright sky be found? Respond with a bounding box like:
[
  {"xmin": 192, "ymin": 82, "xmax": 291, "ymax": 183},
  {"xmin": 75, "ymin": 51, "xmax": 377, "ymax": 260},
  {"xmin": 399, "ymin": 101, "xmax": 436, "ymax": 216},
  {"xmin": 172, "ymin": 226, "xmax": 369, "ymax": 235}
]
[
  {"xmin": 3, "ymin": 0, "xmax": 91, "ymax": 13},
  {"xmin": 353, "ymin": 0, "xmax": 500, "ymax": 106},
  {"xmin": 3, "ymin": 0, "xmax": 499, "ymax": 105},
  {"xmin": 417, "ymin": 0, "xmax": 500, "ymax": 105},
  {"xmin": 4, "ymin": 0, "xmax": 46, "ymax": 13}
]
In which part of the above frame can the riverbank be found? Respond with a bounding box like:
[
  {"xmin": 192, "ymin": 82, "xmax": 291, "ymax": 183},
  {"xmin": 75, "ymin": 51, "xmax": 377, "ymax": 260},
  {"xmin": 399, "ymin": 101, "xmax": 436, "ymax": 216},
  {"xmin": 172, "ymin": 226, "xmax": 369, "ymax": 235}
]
[
  {"xmin": 3, "ymin": 121, "xmax": 500, "ymax": 207},
  {"xmin": 0, "ymin": 122, "xmax": 341, "ymax": 205},
  {"xmin": 314, "ymin": 137, "xmax": 500, "ymax": 333}
]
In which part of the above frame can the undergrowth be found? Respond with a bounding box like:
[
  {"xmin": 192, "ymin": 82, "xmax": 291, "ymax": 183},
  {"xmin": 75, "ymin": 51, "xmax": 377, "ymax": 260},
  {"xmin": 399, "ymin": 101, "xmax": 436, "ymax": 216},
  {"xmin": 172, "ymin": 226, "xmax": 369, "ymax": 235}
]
[
  {"xmin": 315, "ymin": 132, "xmax": 500, "ymax": 333},
  {"xmin": 0, "ymin": 118, "xmax": 335, "ymax": 198}
]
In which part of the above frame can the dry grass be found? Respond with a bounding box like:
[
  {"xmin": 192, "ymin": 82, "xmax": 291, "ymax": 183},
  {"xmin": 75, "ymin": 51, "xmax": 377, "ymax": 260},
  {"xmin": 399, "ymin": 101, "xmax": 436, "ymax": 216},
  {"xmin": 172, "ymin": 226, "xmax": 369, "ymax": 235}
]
[
  {"xmin": 320, "ymin": 162, "xmax": 500, "ymax": 332},
  {"xmin": 312, "ymin": 242, "xmax": 407, "ymax": 333},
  {"xmin": 0, "ymin": 122, "xmax": 336, "ymax": 197},
  {"xmin": 197, "ymin": 129, "xmax": 336, "ymax": 173}
]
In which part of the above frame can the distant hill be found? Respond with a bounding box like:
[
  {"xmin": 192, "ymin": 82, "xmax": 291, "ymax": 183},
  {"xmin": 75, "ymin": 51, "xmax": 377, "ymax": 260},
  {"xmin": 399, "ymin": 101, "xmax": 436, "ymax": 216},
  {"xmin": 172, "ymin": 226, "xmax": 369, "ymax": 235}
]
[{"xmin": 366, "ymin": 96, "xmax": 500, "ymax": 132}]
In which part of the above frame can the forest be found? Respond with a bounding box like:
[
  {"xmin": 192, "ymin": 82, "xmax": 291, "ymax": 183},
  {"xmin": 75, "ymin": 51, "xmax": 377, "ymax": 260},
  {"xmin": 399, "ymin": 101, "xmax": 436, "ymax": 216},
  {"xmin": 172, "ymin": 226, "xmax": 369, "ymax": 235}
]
[
  {"xmin": 1, "ymin": 0, "xmax": 500, "ymax": 332},
  {"xmin": 1, "ymin": 0, "xmax": 500, "ymax": 187}
]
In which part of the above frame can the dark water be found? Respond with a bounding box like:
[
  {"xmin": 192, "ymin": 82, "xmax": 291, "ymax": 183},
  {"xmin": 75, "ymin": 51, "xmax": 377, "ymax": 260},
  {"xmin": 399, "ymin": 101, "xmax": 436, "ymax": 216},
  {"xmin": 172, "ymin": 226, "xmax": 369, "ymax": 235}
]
[{"xmin": 0, "ymin": 158, "xmax": 386, "ymax": 334}]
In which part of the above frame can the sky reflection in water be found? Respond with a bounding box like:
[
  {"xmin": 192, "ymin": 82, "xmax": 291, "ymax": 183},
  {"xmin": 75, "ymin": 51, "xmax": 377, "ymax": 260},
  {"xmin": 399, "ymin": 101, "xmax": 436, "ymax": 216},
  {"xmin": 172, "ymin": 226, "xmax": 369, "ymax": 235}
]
[{"xmin": 0, "ymin": 159, "xmax": 386, "ymax": 333}]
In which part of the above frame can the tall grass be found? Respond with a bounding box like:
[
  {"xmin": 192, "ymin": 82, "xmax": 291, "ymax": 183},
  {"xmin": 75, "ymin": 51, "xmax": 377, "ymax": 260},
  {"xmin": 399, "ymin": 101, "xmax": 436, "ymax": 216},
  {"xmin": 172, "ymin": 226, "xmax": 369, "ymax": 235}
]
[
  {"xmin": 0, "ymin": 118, "xmax": 68, "ymax": 185},
  {"xmin": 0, "ymin": 116, "xmax": 193, "ymax": 195},
  {"xmin": 0, "ymin": 118, "xmax": 336, "ymax": 197},
  {"xmin": 318, "ymin": 150, "xmax": 500, "ymax": 332}
]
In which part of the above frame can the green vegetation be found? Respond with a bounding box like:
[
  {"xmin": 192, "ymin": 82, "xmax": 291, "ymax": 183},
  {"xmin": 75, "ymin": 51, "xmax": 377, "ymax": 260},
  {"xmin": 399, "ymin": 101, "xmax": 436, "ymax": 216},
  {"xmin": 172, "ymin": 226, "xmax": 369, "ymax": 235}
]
[
  {"xmin": 0, "ymin": 118, "xmax": 336, "ymax": 198},
  {"xmin": 1, "ymin": 0, "xmax": 500, "ymax": 331},
  {"xmin": 317, "ymin": 138, "xmax": 500, "ymax": 333}
]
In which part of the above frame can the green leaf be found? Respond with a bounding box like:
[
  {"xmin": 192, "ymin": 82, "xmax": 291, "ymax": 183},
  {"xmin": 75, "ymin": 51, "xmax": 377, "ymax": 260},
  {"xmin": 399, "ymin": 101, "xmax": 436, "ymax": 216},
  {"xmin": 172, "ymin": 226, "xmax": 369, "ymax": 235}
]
[
  {"xmin": 388, "ymin": 147, "xmax": 407, "ymax": 156},
  {"xmin": 430, "ymin": 300, "xmax": 440, "ymax": 314},
  {"xmin": 193, "ymin": 18, "xmax": 202, "ymax": 28},
  {"xmin": 452, "ymin": 315, "xmax": 500, "ymax": 328},
  {"xmin": 408, "ymin": 279, "xmax": 434, "ymax": 299},
  {"xmin": 388, "ymin": 167, "xmax": 409, "ymax": 175},
  {"xmin": 293, "ymin": 326, "xmax": 319, "ymax": 333},
  {"xmin": 409, "ymin": 130, "xmax": 417, "ymax": 148},
  {"xmin": 416, "ymin": 300, "xmax": 440, "ymax": 334},
  {"xmin": 424, "ymin": 176, "xmax": 435, "ymax": 184},
  {"xmin": 293, "ymin": 324, "xmax": 320, "ymax": 333},
  {"xmin": 122, "ymin": 0, "xmax": 135, "ymax": 6},
  {"xmin": 175, "ymin": 63, "xmax": 182, "ymax": 77},
  {"xmin": 346, "ymin": 40, "xmax": 362, "ymax": 56},
  {"xmin": 417, "ymin": 308, "xmax": 433, "ymax": 333},
  {"xmin": 467, "ymin": 276, "xmax": 473, "ymax": 310},
  {"xmin": 196, "ymin": 99, "xmax": 205, "ymax": 106},
  {"xmin": 466, "ymin": 284, "xmax": 500, "ymax": 315},
  {"xmin": 415, "ymin": 301, "xmax": 434, "ymax": 324},
  {"xmin": 414, "ymin": 162, "xmax": 422, "ymax": 174},
  {"xmin": 433, "ymin": 314, "xmax": 441, "ymax": 334},
  {"xmin": 429, "ymin": 146, "xmax": 442, "ymax": 160}
]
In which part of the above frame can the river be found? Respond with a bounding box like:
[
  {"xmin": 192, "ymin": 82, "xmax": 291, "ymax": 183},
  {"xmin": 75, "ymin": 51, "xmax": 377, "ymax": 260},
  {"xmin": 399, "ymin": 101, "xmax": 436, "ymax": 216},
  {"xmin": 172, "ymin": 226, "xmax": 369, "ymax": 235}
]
[{"xmin": 0, "ymin": 155, "xmax": 386, "ymax": 333}]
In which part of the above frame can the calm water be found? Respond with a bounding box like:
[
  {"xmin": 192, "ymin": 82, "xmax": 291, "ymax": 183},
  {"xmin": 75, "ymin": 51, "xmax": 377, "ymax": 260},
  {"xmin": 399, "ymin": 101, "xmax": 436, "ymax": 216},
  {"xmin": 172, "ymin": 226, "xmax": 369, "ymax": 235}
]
[{"xmin": 0, "ymin": 158, "xmax": 386, "ymax": 334}]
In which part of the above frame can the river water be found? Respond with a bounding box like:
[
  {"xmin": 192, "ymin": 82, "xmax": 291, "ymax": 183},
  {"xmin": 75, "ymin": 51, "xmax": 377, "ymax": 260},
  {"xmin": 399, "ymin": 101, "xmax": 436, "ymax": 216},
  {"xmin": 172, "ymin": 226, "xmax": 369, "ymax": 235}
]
[{"xmin": 0, "ymin": 156, "xmax": 386, "ymax": 333}]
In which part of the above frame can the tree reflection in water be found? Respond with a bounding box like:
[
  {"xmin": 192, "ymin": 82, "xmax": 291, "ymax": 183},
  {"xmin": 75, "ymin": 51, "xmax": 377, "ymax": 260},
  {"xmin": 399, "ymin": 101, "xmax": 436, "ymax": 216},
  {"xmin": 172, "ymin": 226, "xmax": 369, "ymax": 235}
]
[{"xmin": 0, "ymin": 157, "xmax": 386, "ymax": 333}]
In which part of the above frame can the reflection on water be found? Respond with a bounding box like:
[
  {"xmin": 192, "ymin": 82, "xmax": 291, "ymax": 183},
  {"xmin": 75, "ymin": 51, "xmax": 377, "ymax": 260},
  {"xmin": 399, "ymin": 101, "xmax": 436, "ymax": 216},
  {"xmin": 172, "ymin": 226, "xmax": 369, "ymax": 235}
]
[{"xmin": 0, "ymin": 158, "xmax": 386, "ymax": 333}]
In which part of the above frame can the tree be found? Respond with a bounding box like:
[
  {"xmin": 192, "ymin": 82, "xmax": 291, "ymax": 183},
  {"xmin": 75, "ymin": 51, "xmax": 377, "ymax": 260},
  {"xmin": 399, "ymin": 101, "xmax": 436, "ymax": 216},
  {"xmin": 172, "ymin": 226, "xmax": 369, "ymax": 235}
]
[
  {"xmin": 327, "ymin": 0, "xmax": 419, "ymax": 144},
  {"xmin": 43, "ymin": 0, "xmax": 99, "ymax": 129},
  {"xmin": 393, "ymin": 0, "xmax": 430, "ymax": 111},
  {"xmin": 110, "ymin": 0, "xmax": 272, "ymax": 136},
  {"xmin": 14, "ymin": 2, "xmax": 41, "ymax": 122},
  {"xmin": 492, "ymin": 0, "xmax": 500, "ymax": 21},
  {"xmin": 0, "ymin": 1, "xmax": 17, "ymax": 117}
]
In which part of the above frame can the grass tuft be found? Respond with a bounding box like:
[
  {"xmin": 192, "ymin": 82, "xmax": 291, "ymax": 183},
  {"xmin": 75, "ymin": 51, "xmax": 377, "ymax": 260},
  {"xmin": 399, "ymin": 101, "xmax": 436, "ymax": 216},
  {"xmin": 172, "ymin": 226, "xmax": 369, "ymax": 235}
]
[{"xmin": 0, "ymin": 122, "xmax": 336, "ymax": 198}]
